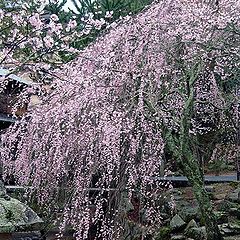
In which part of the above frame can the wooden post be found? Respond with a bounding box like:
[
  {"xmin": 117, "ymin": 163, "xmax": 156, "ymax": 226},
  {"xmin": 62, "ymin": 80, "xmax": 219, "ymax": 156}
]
[{"xmin": 237, "ymin": 169, "xmax": 240, "ymax": 181}]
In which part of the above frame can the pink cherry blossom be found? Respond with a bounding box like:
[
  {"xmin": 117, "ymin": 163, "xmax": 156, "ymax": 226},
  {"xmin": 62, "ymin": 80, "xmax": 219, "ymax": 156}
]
[
  {"xmin": 12, "ymin": 14, "xmax": 24, "ymax": 26},
  {"xmin": 50, "ymin": 14, "xmax": 59, "ymax": 22},
  {"xmin": 43, "ymin": 35, "xmax": 54, "ymax": 48},
  {"xmin": 0, "ymin": 9, "xmax": 4, "ymax": 21},
  {"xmin": 105, "ymin": 11, "xmax": 113, "ymax": 18},
  {"xmin": 29, "ymin": 13, "xmax": 43, "ymax": 30},
  {"xmin": 66, "ymin": 19, "xmax": 77, "ymax": 31}
]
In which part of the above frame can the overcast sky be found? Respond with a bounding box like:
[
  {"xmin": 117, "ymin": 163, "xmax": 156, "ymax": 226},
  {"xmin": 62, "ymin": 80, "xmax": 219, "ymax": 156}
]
[{"xmin": 62, "ymin": 0, "xmax": 77, "ymax": 12}]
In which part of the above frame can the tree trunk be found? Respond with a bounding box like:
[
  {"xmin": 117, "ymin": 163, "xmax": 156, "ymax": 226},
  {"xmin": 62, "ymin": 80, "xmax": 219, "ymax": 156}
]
[
  {"xmin": 180, "ymin": 65, "xmax": 223, "ymax": 240},
  {"xmin": 159, "ymin": 62, "xmax": 225, "ymax": 240},
  {"xmin": 193, "ymin": 185, "xmax": 223, "ymax": 240},
  {"xmin": 166, "ymin": 130, "xmax": 224, "ymax": 240},
  {"xmin": 182, "ymin": 157, "xmax": 223, "ymax": 240}
]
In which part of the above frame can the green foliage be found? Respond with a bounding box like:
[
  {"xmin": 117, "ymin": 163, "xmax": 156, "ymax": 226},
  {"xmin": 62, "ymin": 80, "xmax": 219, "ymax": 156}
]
[
  {"xmin": 13, "ymin": 0, "xmax": 152, "ymax": 54},
  {"xmin": 48, "ymin": 0, "xmax": 68, "ymax": 13},
  {"xmin": 45, "ymin": 0, "xmax": 72, "ymax": 23},
  {"xmin": 229, "ymin": 182, "xmax": 240, "ymax": 189},
  {"xmin": 208, "ymin": 158, "xmax": 229, "ymax": 175},
  {"xmin": 0, "ymin": 0, "xmax": 22, "ymax": 10},
  {"xmin": 154, "ymin": 226, "xmax": 171, "ymax": 240},
  {"xmin": 70, "ymin": 0, "xmax": 95, "ymax": 15},
  {"xmin": 65, "ymin": 0, "xmax": 154, "ymax": 50},
  {"xmin": 70, "ymin": 0, "xmax": 153, "ymax": 20},
  {"xmin": 217, "ymin": 200, "xmax": 239, "ymax": 212}
]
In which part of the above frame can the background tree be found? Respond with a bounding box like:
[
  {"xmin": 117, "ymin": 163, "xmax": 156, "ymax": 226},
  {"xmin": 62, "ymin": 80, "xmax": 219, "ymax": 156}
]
[
  {"xmin": 0, "ymin": 0, "xmax": 154, "ymax": 81},
  {"xmin": 0, "ymin": 0, "xmax": 154, "ymax": 110}
]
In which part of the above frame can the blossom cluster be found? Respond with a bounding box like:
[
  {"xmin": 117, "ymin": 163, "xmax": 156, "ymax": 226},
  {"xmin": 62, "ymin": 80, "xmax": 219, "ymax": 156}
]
[{"xmin": 0, "ymin": 1, "xmax": 116, "ymax": 85}]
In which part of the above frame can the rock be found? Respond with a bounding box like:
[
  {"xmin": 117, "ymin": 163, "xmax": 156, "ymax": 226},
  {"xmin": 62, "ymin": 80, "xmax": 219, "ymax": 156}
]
[
  {"xmin": 161, "ymin": 213, "xmax": 171, "ymax": 220},
  {"xmin": 171, "ymin": 234, "xmax": 185, "ymax": 240},
  {"xmin": 170, "ymin": 214, "xmax": 186, "ymax": 231},
  {"xmin": 205, "ymin": 186, "xmax": 215, "ymax": 193},
  {"xmin": 213, "ymin": 193, "xmax": 227, "ymax": 200},
  {"xmin": 214, "ymin": 211, "xmax": 228, "ymax": 224},
  {"xmin": 185, "ymin": 227, "xmax": 207, "ymax": 240},
  {"xmin": 179, "ymin": 206, "xmax": 199, "ymax": 222},
  {"xmin": 220, "ymin": 227, "xmax": 234, "ymax": 236},
  {"xmin": 0, "ymin": 197, "xmax": 43, "ymax": 233},
  {"xmin": 227, "ymin": 188, "xmax": 240, "ymax": 203},
  {"xmin": 184, "ymin": 219, "xmax": 198, "ymax": 232},
  {"xmin": 228, "ymin": 223, "xmax": 240, "ymax": 233},
  {"xmin": 0, "ymin": 181, "xmax": 42, "ymax": 235},
  {"xmin": 229, "ymin": 208, "xmax": 240, "ymax": 218},
  {"xmin": 219, "ymin": 224, "xmax": 235, "ymax": 236},
  {"xmin": 219, "ymin": 223, "xmax": 240, "ymax": 236},
  {"xmin": 174, "ymin": 195, "xmax": 184, "ymax": 201},
  {"xmin": 171, "ymin": 189, "xmax": 183, "ymax": 195},
  {"xmin": 205, "ymin": 186, "xmax": 215, "ymax": 199},
  {"xmin": 224, "ymin": 235, "xmax": 240, "ymax": 240},
  {"xmin": 12, "ymin": 232, "xmax": 41, "ymax": 240},
  {"xmin": 175, "ymin": 200, "xmax": 191, "ymax": 211},
  {"xmin": 121, "ymin": 195, "xmax": 134, "ymax": 212},
  {"xmin": 0, "ymin": 181, "xmax": 10, "ymax": 200},
  {"xmin": 162, "ymin": 217, "xmax": 171, "ymax": 226},
  {"xmin": 217, "ymin": 200, "xmax": 239, "ymax": 212}
]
